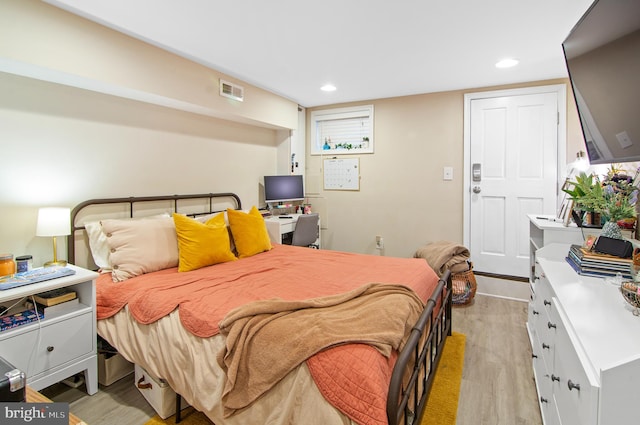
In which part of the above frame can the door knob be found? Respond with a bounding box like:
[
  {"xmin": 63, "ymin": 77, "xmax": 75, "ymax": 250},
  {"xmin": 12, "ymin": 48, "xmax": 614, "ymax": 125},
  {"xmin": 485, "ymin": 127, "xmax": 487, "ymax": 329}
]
[{"xmin": 472, "ymin": 186, "xmax": 481, "ymax": 194}]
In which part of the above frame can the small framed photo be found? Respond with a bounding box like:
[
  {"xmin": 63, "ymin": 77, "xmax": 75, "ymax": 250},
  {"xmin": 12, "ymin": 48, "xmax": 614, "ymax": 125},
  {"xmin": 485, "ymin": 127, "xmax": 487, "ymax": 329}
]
[{"xmin": 558, "ymin": 199, "xmax": 574, "ymax": 227}]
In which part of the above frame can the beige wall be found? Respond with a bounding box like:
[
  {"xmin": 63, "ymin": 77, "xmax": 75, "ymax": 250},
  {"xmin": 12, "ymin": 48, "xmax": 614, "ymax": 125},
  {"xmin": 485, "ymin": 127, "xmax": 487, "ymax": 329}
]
[
  {"xmin": 0, "ymin": 73, "xmax": 279, "ymax": 267},
  {"xmin": 0, "ymin": 0, "xmax": 298, "ymax": 130},
  {"xmin": 0, "ymin": 0, "xmax": 586, "ymax": 265},
  {"xmin": 307, "ymin": 79, "xmax": 584, "ymax": 257},
  {"xmin": 0, "ymin": 0, "xmax": 298, "ymax": 266}
]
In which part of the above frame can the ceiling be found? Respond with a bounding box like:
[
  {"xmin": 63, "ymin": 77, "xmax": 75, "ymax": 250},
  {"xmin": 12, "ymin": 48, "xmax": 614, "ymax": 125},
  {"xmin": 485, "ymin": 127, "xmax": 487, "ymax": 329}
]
[{"xmin": 45, "ymin": 0, "xmax": 594, "ymax": 108}]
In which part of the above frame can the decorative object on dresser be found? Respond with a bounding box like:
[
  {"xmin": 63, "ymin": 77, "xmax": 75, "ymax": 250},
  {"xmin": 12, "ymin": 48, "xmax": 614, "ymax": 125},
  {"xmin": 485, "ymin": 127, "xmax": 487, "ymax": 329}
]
[
  {"xmin": 36, "ymin": 207, "xmax": 71, "ymax": 267},
  {"xmin": 620, "ymin": 281, "xmax": 640, "ymax": 316}
]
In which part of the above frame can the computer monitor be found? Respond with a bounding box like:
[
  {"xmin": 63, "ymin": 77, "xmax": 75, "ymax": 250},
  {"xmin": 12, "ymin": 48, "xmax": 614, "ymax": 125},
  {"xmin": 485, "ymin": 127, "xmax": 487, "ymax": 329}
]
[{"xmin": 264, "ymin": 175, "xmax": 304, "ymax": 203}]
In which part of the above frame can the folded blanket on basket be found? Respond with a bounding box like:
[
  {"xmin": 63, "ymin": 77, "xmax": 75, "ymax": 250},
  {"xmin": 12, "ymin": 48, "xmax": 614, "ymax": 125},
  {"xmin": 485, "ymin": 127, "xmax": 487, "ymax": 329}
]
[
  {"xmin": 414, "ymin": 240, "xmax": 470, "ymax": 276},
  {"xmin": 217, "ymin": 282, "xmax": 424, "ymax": 417}
]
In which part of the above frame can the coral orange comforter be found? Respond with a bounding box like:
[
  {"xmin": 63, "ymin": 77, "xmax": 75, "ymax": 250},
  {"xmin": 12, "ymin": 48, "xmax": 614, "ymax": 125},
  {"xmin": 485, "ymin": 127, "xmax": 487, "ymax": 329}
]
[{"xmin": 96, "ymin": 244, "xmax": 439, "ymax": 425}]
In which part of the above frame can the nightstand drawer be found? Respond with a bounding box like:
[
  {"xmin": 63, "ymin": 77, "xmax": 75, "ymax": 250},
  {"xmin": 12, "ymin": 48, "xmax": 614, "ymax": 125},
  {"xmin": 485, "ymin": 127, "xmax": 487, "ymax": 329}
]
[{"xmin": 0, "ymin": 312, "xmax": 93, "ymax": 379}]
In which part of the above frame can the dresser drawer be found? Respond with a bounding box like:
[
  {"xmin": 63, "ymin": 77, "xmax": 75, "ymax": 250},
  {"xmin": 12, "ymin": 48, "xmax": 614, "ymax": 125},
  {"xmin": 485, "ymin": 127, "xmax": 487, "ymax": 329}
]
[
  {"xmin": 0, "ymin": 312, "xmax": 93, "ymax": 379},
  {"xmin": 553, "ymin": 311, "xmax": 598, "ymax": 425}
]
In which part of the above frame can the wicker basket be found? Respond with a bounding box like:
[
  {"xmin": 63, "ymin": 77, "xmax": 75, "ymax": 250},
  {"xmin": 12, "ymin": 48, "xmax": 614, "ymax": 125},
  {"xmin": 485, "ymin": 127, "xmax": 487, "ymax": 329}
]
[{"xmin": 451, "ymin": 264, "xmax": 477, "ymax": 306}]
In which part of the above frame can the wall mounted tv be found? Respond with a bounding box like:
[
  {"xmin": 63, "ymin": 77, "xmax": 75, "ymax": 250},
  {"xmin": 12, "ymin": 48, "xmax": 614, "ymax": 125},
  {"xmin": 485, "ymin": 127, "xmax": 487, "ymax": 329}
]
[
  {"xmin": 562, "ymin": 0, "xmax": 640, "ymax": 165},
  {"xmin": 264, "ymin": 175, "xmax": 304, "ymax": 203}
]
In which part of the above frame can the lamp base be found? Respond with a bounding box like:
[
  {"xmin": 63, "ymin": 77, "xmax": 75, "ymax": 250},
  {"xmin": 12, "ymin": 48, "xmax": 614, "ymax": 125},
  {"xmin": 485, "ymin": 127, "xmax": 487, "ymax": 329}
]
[{"xmin": 44, "ymin": 260, "xmax": 67, "ymax": 267}]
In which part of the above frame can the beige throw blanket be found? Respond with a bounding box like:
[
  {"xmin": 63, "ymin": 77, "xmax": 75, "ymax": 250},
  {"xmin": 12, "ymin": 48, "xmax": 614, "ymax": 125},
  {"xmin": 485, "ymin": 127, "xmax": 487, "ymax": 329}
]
[
  {"xmin": 217, "ymin": 283, "xmax": 424, "ymax": 416},
  {"xmin": 414, "ymin": 240, "xmax": 470, "ymax": 276}
]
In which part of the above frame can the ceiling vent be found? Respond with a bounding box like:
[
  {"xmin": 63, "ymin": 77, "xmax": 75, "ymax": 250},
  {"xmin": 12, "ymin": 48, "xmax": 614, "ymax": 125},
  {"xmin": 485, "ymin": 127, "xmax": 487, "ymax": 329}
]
[{"xmin": 220, "ymin": 79, "xmax": 244, "ymax": 102}]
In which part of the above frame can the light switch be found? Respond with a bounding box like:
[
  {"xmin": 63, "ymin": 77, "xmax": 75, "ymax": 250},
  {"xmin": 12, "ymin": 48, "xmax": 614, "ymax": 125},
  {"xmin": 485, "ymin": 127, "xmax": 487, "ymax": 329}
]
[{"xmin": 443, "ymin": 166, "xmax": 454, "ymax": 181}]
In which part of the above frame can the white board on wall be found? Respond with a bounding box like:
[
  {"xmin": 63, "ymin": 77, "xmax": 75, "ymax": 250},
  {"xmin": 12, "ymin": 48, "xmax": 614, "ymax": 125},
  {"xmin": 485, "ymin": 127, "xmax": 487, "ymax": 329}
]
[{"xmin": 323, "ymin": 158, "xmax": 359, "ymax": 190}]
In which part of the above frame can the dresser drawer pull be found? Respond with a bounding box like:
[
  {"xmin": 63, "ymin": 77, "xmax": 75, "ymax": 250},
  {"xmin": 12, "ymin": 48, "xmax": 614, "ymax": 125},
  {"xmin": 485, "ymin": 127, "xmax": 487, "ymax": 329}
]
[
  {"xmin": 532, "ymin": 310, "xmax": 539, "ymax": 315},
  {"xmin": 532, "ymin": 353, "xmax": 538, "ymax": 359},
  {"xmin": 547, "ymin": 322, "xmax": 556, "ymax": 329},
  {"xmin": 568, "ymin": 380, "xmax": 581, "ymax": 392},
  {"xmin": 544, "ymin": 300, "xmax": 551, "ymax": 306},
  {"xmin": 542, "ymin": 343, "xmax": 550, "ymax": 350},
  {"xmin": 540, "ymin": 397, "xmax": 548, "ymax": 404},
  {"xmin": 551, "ymin": 374, "xmax": 560, "ymax": 382},
  {"xmin": 46, "ymin": 346, "xmax": 54, "ymax": 352}
]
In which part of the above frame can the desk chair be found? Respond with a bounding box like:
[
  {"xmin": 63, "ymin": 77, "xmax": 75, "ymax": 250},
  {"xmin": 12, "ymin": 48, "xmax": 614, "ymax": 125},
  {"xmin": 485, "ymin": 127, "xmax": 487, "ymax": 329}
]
[{"xmin": 291, "ymin": 214, "xmax": 319, "ymax": 248}]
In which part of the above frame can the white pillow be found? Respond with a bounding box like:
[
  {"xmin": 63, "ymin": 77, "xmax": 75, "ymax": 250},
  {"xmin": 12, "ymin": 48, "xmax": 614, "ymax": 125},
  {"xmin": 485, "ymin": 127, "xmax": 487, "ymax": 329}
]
[
  {"xmin": 84, "ymin": 213, "xmax": 169, "ymax": 273},
  {"xmin": 101, "ymin": 216, "xmax": 179, "ymax": 282},
  {"xmin": 85, "ymin": 221, "xmax": 111, "ymax": 271}
]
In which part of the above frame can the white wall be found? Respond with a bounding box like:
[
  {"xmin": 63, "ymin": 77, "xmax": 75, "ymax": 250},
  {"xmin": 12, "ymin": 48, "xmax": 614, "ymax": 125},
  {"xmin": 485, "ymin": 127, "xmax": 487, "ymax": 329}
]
[{"xmin": 0, "ymin": 73, "xmax": 279, "ymax": 267}]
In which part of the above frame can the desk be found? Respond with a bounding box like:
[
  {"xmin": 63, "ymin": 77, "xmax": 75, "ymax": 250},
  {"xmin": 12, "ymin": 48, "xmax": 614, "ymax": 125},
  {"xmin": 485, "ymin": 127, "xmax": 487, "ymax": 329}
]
[
  {"xmin": 26, "ymin": 386, "xmax": 86, "ymax": 425},
  {"xmin": 264, "ymin": 214, "xmax": 321, "ymax": 248}
]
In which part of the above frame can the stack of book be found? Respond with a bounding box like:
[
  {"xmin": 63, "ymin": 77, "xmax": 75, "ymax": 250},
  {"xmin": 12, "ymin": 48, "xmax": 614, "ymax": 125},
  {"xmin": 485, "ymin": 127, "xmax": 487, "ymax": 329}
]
[
  {"xmin": 0, "ymin": 289, "xmax": 78, "ymax": 332},
  {"xmin": 566, "ymin": 244, "xmax": 633, "ymax": 279},
  {"xmin": 27, "ymin": 289, "xmax": 78, "ymax": 318},
  {"xmin": 0, "ymin": 309, "xmax": 44, "ymax": 331}
]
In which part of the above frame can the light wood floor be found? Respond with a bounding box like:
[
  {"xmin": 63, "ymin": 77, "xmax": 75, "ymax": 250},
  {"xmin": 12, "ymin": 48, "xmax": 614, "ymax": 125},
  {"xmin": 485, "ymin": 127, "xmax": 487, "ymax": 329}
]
[{"xmin": 42, "ymin": 294, "xmax": 542, "ymax": 425}]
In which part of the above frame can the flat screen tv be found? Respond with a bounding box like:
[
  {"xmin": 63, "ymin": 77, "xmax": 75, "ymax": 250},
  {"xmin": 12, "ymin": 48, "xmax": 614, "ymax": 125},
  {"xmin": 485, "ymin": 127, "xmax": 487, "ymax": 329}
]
[
  {"xmin": 264, "ymin": 175, "xmax": 304, "ymax": 203},
  {"xmin": 562, "ymin": 0, "xmax": 640, "ymax": 165}
]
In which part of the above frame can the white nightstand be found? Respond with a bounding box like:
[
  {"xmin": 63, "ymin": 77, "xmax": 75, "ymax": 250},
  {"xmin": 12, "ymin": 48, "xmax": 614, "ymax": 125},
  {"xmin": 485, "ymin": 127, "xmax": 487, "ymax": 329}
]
[{"xmin": 0, "ymin": 265, "xmax": 99, "ymax": 395}]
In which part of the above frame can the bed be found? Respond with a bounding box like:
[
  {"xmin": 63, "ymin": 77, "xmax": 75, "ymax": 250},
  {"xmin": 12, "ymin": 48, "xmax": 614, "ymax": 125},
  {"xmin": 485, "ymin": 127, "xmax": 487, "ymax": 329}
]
[{"xmin": 67, "ymin": 192, "xmax": 452, "ymax": 425}]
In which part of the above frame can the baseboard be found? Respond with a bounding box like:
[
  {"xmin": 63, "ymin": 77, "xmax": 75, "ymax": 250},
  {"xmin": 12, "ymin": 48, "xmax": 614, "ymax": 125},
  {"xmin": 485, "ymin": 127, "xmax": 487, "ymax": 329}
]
[
  {"xmin": 473, "ymin": 271, "xmax": 528, "ymax": 282},
  {"xmin": 474, "ymin": 274, "xmax": 530, "ymax": 302}
]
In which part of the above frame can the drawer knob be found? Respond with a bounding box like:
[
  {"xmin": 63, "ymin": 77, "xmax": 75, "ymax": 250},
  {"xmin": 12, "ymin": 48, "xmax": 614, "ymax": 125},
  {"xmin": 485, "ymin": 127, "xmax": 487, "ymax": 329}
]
[
  {"xmin": 551, "ymin": 374, "xmax": 560, "ymax": 382},
  {"xmin": 533, "ymin": 310, "xmax": 539, "ymax": 315},
  {"xmin": 540, "ymin": 397, "xmax": 548, "ymax": 404},
  {"xmin": 532, "ymin": 353, "xmax": 538, "ymax": 359},
  {"xmin": 547, "ymin": 322, "xmax": 556, "ymax": 329},
  {"xmin": 544, "ymin": 300, "xmax": 552, "ymax": 306},
  {"xmin": 568, "ymin": 380, "xmax": 581, "ymax": 392},
  {"xmin": 46, "ymin": 346, "xmax": 54, "ymax": 352},
  {"xmin": 542, "ymin": 343, "xmax": 550, "ymax": 350}
]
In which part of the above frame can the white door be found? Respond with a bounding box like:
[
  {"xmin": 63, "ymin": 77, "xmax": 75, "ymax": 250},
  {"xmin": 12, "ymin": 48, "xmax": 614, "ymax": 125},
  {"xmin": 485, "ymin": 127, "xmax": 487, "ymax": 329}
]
[{"xmin": 465, "ymin": 88, "xmax": 562, "ymax": 277}]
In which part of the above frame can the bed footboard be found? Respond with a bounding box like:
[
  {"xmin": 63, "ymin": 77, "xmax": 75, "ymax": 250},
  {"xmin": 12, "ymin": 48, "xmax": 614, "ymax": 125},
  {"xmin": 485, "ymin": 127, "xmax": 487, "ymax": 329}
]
[{"xmin": 387, "ymin": 269, "xmax": 452, "ymax": 425}]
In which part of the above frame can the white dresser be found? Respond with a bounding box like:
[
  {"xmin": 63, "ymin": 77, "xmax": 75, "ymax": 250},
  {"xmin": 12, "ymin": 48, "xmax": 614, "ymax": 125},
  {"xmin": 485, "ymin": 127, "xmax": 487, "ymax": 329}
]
[{"xmin": 528, "ymin": 243, "xmax": 640, "ymax": 425}]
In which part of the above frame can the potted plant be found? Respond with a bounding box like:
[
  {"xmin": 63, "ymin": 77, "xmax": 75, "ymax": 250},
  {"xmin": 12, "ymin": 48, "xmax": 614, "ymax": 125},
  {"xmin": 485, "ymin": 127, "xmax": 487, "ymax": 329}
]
[{"xmin": 562, "ymin": 172, "xmax": 605, "ymax": 226}]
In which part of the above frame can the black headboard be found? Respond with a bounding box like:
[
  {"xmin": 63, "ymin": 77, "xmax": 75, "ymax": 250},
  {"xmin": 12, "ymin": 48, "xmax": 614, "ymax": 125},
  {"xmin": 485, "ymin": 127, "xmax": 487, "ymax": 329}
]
[{"xmin": 68, "ymin": 192, "xmax": 241, "ymax": 268}]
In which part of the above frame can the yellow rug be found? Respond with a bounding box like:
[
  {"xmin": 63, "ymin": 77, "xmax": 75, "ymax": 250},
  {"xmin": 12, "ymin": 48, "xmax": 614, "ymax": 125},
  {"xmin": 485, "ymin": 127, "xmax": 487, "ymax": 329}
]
[
  {"xmin": 421, "ymin": 331, "xmax": 466, "ymax": 425},
  {"xmin": 144, "ymin": 332, "xmax": 466, "ymax": 425}
]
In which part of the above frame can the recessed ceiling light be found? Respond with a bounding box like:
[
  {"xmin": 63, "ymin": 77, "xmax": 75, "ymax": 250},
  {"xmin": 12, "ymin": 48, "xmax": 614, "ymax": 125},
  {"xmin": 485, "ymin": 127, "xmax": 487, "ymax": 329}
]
[
  {"xmin": 321, "ymin": 84, "xmax": 337, "ymax": 92},
  {"xmin": 495, "ymin": 58, "xmax": 519, "ymax": 68}
]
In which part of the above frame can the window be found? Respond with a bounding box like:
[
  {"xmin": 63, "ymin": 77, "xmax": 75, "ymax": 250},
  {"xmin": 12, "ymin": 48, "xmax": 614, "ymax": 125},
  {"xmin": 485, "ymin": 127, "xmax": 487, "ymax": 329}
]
[{"xmin": 310, "ymin": 105, "xmax": 374, "ymax": 155}]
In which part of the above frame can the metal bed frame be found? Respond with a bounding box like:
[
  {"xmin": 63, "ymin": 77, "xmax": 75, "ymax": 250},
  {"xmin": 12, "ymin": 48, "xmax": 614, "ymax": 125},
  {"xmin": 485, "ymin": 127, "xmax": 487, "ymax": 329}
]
[{"xmin": 67, "ymin": 192, "xmax": 452, "ymax": 425}]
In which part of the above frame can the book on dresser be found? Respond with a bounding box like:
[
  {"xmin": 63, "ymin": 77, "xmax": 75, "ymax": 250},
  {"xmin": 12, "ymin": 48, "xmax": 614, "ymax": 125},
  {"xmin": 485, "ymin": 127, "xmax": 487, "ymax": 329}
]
[
  {"xmin": 32, "ymin": 288, "xmax": 77, "ymax": 306},
  {"xmin": 566, "ymin": 244, "xmax": 633, "ymax": 279},
  {"xmin": 25, "ymin": 297, "xmax": 80, "ymax": 318},
  {"xmin": 0, "ymin": 309, "xmax": 44, "ymax": 332}
]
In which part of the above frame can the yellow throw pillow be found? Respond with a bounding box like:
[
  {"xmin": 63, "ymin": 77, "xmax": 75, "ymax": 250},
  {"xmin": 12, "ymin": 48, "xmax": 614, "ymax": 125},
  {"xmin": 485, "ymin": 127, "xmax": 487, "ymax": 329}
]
[
  {"xmin": 227, "ymin": 206, "xmax": 272, "ymax": 258},
  {"xmin": 173, "ymin": 213, "xmax": 237, "ymax": 272}
]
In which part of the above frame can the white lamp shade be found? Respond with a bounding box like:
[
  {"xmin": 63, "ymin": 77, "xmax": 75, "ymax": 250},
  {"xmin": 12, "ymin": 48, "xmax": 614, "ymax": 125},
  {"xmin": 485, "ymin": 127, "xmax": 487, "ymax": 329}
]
[{"xmin": 36, "ymin": 207, "xmax": 71, "ymax": 237}]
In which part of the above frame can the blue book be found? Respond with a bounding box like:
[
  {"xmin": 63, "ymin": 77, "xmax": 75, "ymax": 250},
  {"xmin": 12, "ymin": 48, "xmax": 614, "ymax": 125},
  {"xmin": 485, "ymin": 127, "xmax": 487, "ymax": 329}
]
[{"xmin": 0, "ymin": 309, "xmax": 44, "ymax": 331}]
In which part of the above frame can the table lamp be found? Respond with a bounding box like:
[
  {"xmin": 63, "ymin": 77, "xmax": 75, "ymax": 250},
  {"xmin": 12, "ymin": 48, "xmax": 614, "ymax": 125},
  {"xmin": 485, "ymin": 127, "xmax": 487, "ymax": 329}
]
[{"xmin": 36, "ymin": 207, "xmax": 71, "ymax": 267}]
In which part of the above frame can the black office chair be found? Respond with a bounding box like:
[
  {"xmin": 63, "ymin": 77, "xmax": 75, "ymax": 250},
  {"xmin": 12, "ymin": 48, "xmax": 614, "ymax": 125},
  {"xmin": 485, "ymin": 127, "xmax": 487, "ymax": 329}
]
[{"xmin": 291, "ymin": 214, "xmax": 319, "ymax": 248}]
